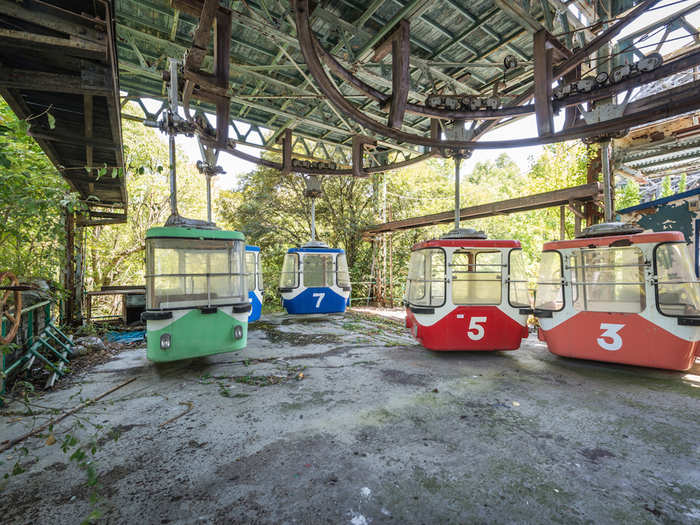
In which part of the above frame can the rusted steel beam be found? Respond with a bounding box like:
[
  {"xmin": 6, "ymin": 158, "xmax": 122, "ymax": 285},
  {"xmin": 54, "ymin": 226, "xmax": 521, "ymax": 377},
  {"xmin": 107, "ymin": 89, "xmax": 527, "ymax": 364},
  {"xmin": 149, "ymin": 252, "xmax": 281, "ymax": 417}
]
[
  {"xmin": 293, "ymin": 0, "xmax": 700, "ymax": 150},
  {"xmin": 201, "ymin": 134, "xmax": 435, "ymax": 176},
  {"xmin": 277, "ymin": 129, "xmax": 293, "ymax": 174},
  {"xmin": 534, "ymin": 30, "xmax": 554, "ymax": 136},
  {"xmin": 182, "ymin": 0, "xmax": 218, "ymax": 71},
  {"xmin": 84, "ymin": 94, "xmax": 93, "ymax": 182},
  {"xmin": 0, "ymin": 0, "xmax": 104, "ymax": 43},
  {"xmin": 352, "ymin": 135, "xmax": 377, "ymax": 178},
  {"xmin": 387, "ymin": 20, "xmax": 410, "ymax": 129},
  {"xmin": 363, "ymin": 183, "xmax": 603, "ymax": 235},
  {"xmin": 316, "ymin": 36, "xmax": 535, "ymax": 121}
]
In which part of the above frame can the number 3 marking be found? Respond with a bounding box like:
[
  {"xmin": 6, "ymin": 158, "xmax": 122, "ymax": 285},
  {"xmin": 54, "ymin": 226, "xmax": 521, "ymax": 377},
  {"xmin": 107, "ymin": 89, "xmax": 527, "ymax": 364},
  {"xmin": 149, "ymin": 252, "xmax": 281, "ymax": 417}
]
[
  {"xmin": 597, "ymin": 323, "xmax": 624, "ymax": 351},
  {"xmin": 467, "ymin": 316, "xmax": 487, "ymax": 341},
  {"xmin": 312, "ymin": 292, "xmax": 325, "ymax": 308}
]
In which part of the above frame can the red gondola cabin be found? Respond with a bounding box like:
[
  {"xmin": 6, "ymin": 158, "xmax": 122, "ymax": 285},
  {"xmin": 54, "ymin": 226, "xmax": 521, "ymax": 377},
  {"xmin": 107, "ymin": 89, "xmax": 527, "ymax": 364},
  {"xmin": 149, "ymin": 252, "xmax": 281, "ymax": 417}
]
[{"xmin": 404, "ymin": 228, "xmax": 530, "ymax": 351}]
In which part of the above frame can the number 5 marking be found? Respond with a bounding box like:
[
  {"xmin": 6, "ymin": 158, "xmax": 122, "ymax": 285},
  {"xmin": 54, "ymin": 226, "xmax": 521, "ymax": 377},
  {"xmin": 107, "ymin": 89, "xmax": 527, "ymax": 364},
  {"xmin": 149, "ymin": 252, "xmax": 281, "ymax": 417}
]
[
  {"xmin": 597, "ymin": 323, "xmax": 624, "ymax": 351},
  {"xmin": 312, "ymin": 292, "xmax": 325, "ymax": 308},
  {"xmin": 467, "ymin": 316, "xmax": 487, "ymax": 341}
]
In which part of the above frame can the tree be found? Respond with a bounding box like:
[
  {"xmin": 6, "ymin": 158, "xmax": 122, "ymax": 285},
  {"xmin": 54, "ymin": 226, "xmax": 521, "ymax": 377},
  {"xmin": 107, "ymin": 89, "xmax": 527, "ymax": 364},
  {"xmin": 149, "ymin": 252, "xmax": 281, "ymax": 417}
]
[
  {"xmin": 0, "ymin": 97, "xmax": 81, "ymax": 281},
  {"xmin": 617, "ymin": 180, "xmax": 641, "ymax": 210}
]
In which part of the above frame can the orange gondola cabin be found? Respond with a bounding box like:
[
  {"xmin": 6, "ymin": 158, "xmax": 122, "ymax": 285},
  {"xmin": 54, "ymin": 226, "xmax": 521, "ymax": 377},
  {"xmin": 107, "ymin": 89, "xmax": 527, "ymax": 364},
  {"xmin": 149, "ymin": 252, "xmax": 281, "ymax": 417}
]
[
  {"xmin": 533, "ymin": 223, "xmax": 700, "ymax": 371},
  {"xmin": 404, "ymin": 228, "xmax": 529, "ymax": 351}
]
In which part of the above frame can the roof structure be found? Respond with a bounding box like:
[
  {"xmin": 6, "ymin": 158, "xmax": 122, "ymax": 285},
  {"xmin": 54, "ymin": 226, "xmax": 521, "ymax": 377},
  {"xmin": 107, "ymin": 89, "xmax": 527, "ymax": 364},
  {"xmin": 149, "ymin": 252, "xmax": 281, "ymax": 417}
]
[
  {"xmin": 112, "ymin": 0, "xmax": 700, "ymax": 171},
  {"xmin": 0, "ymin": 0, "xmax": 126, "ymax": 225},
  {"xmin": 1, "ymin": 0, "xmax": 700, "ymax": 218}
]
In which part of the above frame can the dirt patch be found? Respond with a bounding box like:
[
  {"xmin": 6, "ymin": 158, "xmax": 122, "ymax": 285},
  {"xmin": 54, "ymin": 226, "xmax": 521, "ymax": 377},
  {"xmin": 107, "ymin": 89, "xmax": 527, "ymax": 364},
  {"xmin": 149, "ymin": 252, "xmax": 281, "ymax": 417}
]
[
  {"xmin": 96, "ymin": 423, "xmax": 145, "ymax": 447},
  {"xmin": 381, "ymin": 368, "xmax": 429, "ymax": 386},
  {"xmin": 253, "ymin": 322, "xmax": 342, "ymax": 346},
  {"xmin": 580, "ymin": 447, "xmax": 616, "ymax": 462}
]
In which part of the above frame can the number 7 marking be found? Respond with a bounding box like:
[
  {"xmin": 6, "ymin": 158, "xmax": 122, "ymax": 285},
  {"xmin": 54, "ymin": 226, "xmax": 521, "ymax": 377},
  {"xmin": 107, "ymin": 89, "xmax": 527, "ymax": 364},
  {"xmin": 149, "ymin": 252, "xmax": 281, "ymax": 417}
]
[{"xmin": 312, "ymin": 292, "xmax": 325, "ymax": 308}]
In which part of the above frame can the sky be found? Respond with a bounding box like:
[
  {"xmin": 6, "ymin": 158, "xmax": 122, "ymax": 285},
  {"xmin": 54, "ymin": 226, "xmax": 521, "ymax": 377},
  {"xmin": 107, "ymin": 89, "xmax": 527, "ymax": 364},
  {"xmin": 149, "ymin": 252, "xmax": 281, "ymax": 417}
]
[{"xmin": 141, "ymin": 0, "xmax": 700, "ymax": 190}]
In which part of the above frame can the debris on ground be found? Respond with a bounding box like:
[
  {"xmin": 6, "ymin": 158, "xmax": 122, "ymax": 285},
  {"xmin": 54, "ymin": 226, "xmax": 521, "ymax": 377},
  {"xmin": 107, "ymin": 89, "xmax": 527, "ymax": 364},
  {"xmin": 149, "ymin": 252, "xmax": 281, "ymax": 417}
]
[{"xmin": 105, "ymin": 330, "xmax": 145, "ymax": 345}]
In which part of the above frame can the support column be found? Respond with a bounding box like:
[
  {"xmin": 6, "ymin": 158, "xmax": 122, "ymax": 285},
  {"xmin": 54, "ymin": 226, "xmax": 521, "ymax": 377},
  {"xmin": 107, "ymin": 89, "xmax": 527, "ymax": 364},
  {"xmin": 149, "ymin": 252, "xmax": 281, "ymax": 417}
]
[
  {"xmin": 586, "ymin": 145, "xmax": 603, "ymax": 226},
  {"xmin": 560, "ymin": 205, "xmax": 566, "ymax": 240},
  {"xmin": 62, "ymin": 209, "xmax": 82, "ymax": 326},
  {"xmin": 600, "ymin": 140, "xmax": 614, "ymax": 222}
]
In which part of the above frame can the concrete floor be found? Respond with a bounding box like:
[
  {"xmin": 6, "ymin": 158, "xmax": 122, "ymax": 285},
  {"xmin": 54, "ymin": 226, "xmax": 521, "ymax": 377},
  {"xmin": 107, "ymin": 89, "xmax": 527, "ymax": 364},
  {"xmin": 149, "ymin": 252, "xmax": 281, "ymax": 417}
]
[{"xmin": 1, "ymin": 311, "xmax": 699, "ymax": 524}]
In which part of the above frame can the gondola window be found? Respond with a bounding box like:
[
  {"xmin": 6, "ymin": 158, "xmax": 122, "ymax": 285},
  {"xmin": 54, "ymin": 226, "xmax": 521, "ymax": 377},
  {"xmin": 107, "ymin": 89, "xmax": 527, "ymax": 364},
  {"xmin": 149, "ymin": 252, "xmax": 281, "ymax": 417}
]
[
  {"xmin": 146, "ymin": 238, "xmax": 245, "ymax": 309},
  {"xmin": 451, "ymin": 250, "xmax": 502, "ymax": 305},
  {"xmin": 571, "ymin": 246, "xmax": 646, "ymax": 313},
  {"xmin": 535, "ymin": 251, "xmax": 564, "ymax": 311},
  {"xmin": 406, "ymin": 249, "xmax": 445, "ymax": 307},
  {"xmin": 655, "ymin": 243, "xmax": 700, "ymax": 316},
  {"xmin": 337, "ymin": 253, "xmax": 351, "ymax": 288},
  {"xmin": 508, "ymin": 249, "xmax": 530, "ymax": 307},
  {"xmin": 303, "ymin": 254, "xmax": 334, "ymax": 287},
  {"xmin": 280, "ymin": 253, "xmax": 299, "ymax": 288}
]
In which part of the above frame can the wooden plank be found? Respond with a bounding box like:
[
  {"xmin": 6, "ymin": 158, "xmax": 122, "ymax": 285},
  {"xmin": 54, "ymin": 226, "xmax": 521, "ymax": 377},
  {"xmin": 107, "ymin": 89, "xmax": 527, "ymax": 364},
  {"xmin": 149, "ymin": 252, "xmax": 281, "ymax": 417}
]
[
  {"xmin": 0, "ymin": 67, "xmax": 109, "ymax": 95},
  {"xmin": 0, "ymin": 28, "xmax": 105, "ymax": 56},
  {"xmin": 363, "ymin": 183, "xmax": 602, "ymax": 235},
  {"xmin": 0, "ymin": 0, "xmax": 104, "ymax": 43},
  {"xmin": 388, "ymin": 20, "xmax": 410, "ymax": 129},
  {"xmin": 28, "ymin": 127, "xmax": 120, "ymax": 149},
  {"xmin": 533, "ymin": 30, "xmax": 554, "ymax": 136}
]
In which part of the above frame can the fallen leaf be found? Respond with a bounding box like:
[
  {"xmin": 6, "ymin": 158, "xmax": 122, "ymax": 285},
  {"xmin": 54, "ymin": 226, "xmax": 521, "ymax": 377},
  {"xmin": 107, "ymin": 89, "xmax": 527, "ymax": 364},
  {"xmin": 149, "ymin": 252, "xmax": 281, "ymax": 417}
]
[{"xmin": 46, "ymin": 434, "xmax": 56, "ymax": 446}]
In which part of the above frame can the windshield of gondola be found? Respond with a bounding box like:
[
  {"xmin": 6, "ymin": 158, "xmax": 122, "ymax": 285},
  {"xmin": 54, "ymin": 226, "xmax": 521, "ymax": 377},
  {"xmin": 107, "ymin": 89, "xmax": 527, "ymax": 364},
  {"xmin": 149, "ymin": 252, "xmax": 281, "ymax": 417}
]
[
  {"xmin": 337, "ymin": 253, "xmax": 351, "ymax": 288},
  {"xmin": 246, "ymin": 251, "xmax": 256, "ymax": 291},
  {"xmin": 571, "ymin": 246, "xmax": 646, "ymax": 313},
  {"xmin": 280, "ymin": 253, "xmax": 298, "ymax": 289},
  {"xmin": 655, "ymin": 242, "xmax": 700, "ymax": 316},
  {"xmin": 509, "ymin": 249, "xmax": 530, "ymax": 307},
  {"xmin": 451, "ymin": 249, "xmax": 502, "ymax": 305},
  {"xmin": 535, "ymin": 251, "xmax": 564, "ymax": 311},
  {"xmin": 303, "ymin": 254, "xmax": 334, "ymax": 287},
  {"xmin": 146, "ymin": 238, "xmax": 246, "ymax": 309},
  {"xmin": 406, "ymin": 248, "xmax": 445, "ymax": 307}
]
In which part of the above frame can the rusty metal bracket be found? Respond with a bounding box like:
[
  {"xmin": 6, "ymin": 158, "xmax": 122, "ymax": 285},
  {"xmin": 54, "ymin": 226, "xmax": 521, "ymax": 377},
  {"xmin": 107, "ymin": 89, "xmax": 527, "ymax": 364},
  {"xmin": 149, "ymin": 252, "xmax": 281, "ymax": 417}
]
[{"xmin": 352, "ymin": 135, "xmax": 377, "ymax": 178}]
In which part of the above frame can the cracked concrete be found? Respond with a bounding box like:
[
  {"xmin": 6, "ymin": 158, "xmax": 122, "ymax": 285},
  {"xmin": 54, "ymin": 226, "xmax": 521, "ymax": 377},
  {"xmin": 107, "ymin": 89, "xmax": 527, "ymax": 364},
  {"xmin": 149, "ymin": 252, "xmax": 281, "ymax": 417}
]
[{"xmin": 1, "ymin": 311, "xmax": 699, "ymax": 524}]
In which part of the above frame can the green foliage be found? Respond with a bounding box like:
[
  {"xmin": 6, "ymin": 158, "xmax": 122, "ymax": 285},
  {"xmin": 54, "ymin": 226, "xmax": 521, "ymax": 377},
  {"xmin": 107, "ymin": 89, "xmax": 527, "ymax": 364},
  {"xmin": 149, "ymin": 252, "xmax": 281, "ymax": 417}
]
[
  {"xmin": 0, "ymin": 98, "xmax": 81, "ymax": 280},
  {"xmin": 617, "ymin": 180, "xmax": 641, "ymax": 210},
  {"xmin": 661, "ymin": 176, "xmax": 672, "ymax": 197}
]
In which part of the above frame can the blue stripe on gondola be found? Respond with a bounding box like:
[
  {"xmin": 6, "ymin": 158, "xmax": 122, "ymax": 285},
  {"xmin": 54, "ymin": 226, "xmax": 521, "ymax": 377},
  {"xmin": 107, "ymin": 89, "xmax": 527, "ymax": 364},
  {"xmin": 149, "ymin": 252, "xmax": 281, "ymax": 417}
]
[
  {"xmin": 287, "ymin": 247, "xmax": 344, "ymax": 254},
  {"xmin": 246, "ymin": 245, "xmax": 260, "ymax": 252},
  {"xmin": 282, "ymin": 287, "xmax": 348, "ymax": 314},
  {"xmin": 248, "ymin": 290, "xmax": 262, "ymax": 322}
]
